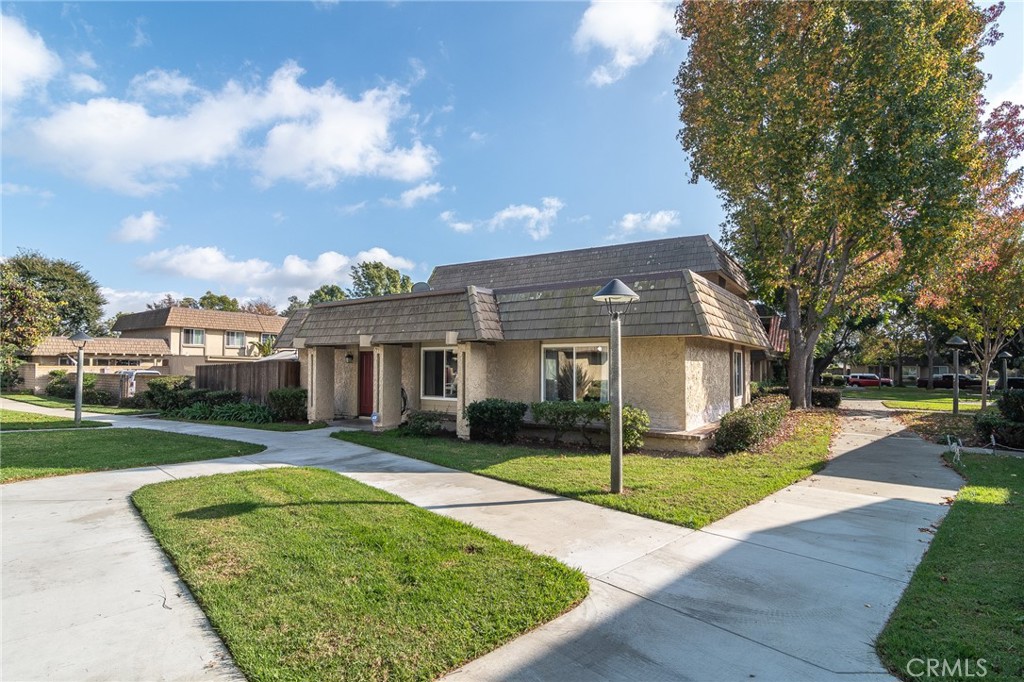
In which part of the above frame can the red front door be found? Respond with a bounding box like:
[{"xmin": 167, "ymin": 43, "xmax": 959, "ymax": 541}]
[{"xmin": 358, "ymin": 352, "xmax": 374, "ymax": 416}]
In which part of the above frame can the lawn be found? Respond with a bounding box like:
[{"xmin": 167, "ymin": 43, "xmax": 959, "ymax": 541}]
[
  {"xmin": 842, "ymin": 386, "xmax": 987, "ymax": 412},
  {"xmin": 159, "ymin": 416, "xmax": 329, "ymax": 432},
  {"xmin": 334, "ymin": 410, "xmax": 837, "ymax": 529},
  {"xmin": 1, "ymin": 392, "xmax": 158, "ymax": 415},
  {"xmin": 877, "ymin": 453, "xmax": 1023, "ymax": 681},
  {"xmin": 0, "ymin": 408, "xmax": 109, "ymax": 431},
  {"xmin": 133, "ymin": 467, "xmax": 589, "ymax": 682},
  {"xmin": 0, "ymin": 428, "xmax": 265, "ymax": 483}
]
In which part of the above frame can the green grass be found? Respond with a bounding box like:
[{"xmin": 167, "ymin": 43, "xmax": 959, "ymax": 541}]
[
  {"xmin": 0, "ymin": 428, "xmax": 265, "ymax": 483},
  {"xmin": 133, "ymin": 467, "xmax": 588, "ymax": 682},
  {"xmin": 159, "ymin": 416, "xmax": 329, "ymax": 432},
  {"xmin": 1, "ymin": 392, "xmax": 158, "ymax": 415},
  {"xmin": 877, "ymin": 453, "xmax": 1024, "ymax": 681},
  {"xmin": 334, "ymin": 410, "xmax": 837, "ymax": 529},
  {"xmin": 0, "ymin": 408, "xmax": 109, "ymax": 431},
  {"xmin": 841, "ymin": 386, "xmax": 992, "ymax": 413}
]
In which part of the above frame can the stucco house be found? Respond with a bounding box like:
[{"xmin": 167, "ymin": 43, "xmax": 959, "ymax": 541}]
[
  {"xmin": 279, "ymin": 236, "xmax": 770, "ymax": 451},
  {"xmin": 113, "ymin": 307, "xmax": 287, "ymax": 376},
  {"xmin": 18, "ymin": 336, "xmax": 171, "ymax": 393}
]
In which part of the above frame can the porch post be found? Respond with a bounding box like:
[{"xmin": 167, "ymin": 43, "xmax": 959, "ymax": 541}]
[
  {"xmin": 456, "ymin": 342, "xmax": 489, "ymax": 440},
  {"xmin": 374, "ymin": 345, "xmax": 403, "ymax": 429},
  {"xmin": 309, "ymin": 346, "xmax": 335, "ymax": 422}
]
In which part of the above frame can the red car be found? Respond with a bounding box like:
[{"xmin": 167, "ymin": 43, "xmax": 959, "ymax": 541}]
[{"xmin": 847, "ymin": 373, "xmax": 891, "ymax": 387}]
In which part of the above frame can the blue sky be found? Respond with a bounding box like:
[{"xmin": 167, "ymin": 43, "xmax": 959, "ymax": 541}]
[{"xmin": 2, "ymin": 1, "xmax": 1022, "ymax": 318}]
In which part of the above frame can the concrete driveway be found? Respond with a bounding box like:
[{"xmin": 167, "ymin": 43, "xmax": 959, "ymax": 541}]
[{"xmin": 1, "ymin": 398, "xmax": 961, "ymax": 681}]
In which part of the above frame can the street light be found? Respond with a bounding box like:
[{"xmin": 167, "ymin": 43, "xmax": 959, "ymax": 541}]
[
  {"xmin": 998, "ymin": 350, "xmax": 1013, "ymax": 391},
  {"xmin": 70, "ymin": 331, "xmax": 92, "ymax": 426},
  {"xmin": 593, "ymin": 278, "xmax": 640, "ymax": 494},
  {"xmin": 946, "ymin": 335, "xmax": 968, "ymax": 416}
]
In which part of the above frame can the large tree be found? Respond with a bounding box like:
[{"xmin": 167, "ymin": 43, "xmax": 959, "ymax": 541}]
[
  {"xmin": 198, "ymin": 291, "xmax": 240, "ymax": 311},
  {"xmin": 0, "ymin": 266, "xmax": 59, "ymax": 349},
  {"xmin": 347, "ymin": 261, "xmax": 413, "ymax": 299},
  {"xmin": 676, "ymin": 0, "xmax": 995, "ymax": 407},
  {"xmin": 241, "ymin": 298, "xmax": 278, "ymax": 316},
  {"xmin": 920, "ymin": 103, "xmax": 1024, "ymax": 407},
  {"xmin": 307, "ymin": 284, "xmax": 347, "ymax": 306},
  {"xmin": 1, "ymin": 250, "xmax": 107, "ymax": 336}
]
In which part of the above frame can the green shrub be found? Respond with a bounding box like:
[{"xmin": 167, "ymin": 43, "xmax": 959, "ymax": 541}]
[
  {"xmin": 530, "ymin": 400, "xmax": 607, "ymax": 445},
  {"xmin": 119, "ymin": 394, "xmax": 153, "ymax": 409},
  {"xmin": 212, "ymin": 402, "xmax": 274, "ymax": 423},
  {"xmin": 45, "ymin": 372, "xmax": 98, "ymax": 400},
  {"xmin": 176, "ymin": 402, "xmax": 215, "ymax": 421},
  {"xmin": 715, "ymin": 395, "xmax": 789, "ymax": 453},
  {"xmin": 206, "ymin": 390, "xmax": 244, "ymax": 406},
  {"xmin": 267, "ymin": 388, "xmax": 307, "ymax": 421},
  {"xmin": 82, "ymin": 388, "xmax": 117, "ymax": 406},
  {"xmin": 997, "ymin": 389, "xmax": 1024, "ymax": 423},
  {"xmin": 401, "ymin": 410, "xmax": 445, "ymax": 437},
  {"xmin": 821, "ymin": 374, "xmax": 833, "ymax": 386},
  {"xmin": 0, "ymin": 346, "xmax": 24, "ymax": 392},
  {"xmin": 145, "ymin": 376, "xmax": 193, "ymax": 410},
  {"xmin": 811, "ymin": 387, "xmax": 842, "ymax": 408},
  {"xmin": 832, "ymin": 375, "xmax": 847, "ymax": 387},
  {"xmin": 615, "ymin": 404, "xmax": 651, "ymax": 452},
  {"xmin": 465, "ymin": 399, "xmax": 528, "ymax": 444},
  {"xmin": 974, "ymin": 411, "xmax": 1024, "ymax": 449}
]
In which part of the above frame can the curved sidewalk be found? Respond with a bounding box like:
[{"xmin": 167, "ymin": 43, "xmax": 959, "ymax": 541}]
[{"xmin": 1, "ymin": 399, "xmax": 961, "ymax": 681}]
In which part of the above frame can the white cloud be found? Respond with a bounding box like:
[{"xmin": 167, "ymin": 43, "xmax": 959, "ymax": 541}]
[
  {"xmin": 387, "ymin": 181, "xmax": 444, "ymax": 208},
  {"xmin": 25, "ymin": 61, "xmax": 439, "ymax": 195},
  {"xmin": 468, "ymin": 130, "xmax": 487, "ymax": 144},
  {"xmin": 1, "ymin": 182, "xmax": 54, "ymax": 199},
  {"xmin": 69, "ymin": 73, "xmax": 105, "ymax": 94},
  {"xmin": 614, "ymin": 210, "xmax": 679, "ymax": 235},
  {"xmin": 0, "ymin": 13, "xmax": 62, "ymax": 105},
  {"xmin": 77, "ymin": 52, "xmax": 97, "ymax": 69},
  {"xmin": 129, "ymin": 69, "xmax": 198, "ymax": 100},
  {"xmin": 113, "ymin": 210, "xmax": 165, "ymax": 242},
  {"xmin": 488, "ymin": 197, "xmax": 564, "ymax": 240},
  {"xmin": 130, "ymin": 18, "xmax": 150, "ymax": 48},
  {"xmin": 100, "ymin": 286, "xmax": 186, "ymax": 317},
  {"xmin": 272, "ymin": 211, "xmax": 287, "ymax": 224},
  {"xmin": 573, "ymin": 1, "xmax": 676, "ymax": 86},
  {"xmin": 353, "ymin": 247, "xmax": 415, "ymax": 272},
  {"xmin": 338, "ymin": 200, "xmax": 368, "ymax": 215},
  {"xmin": 440, "ymin": 210, "xmax": 474, "ymax": 234}
]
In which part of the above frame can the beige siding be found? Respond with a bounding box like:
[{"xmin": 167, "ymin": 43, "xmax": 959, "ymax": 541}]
[
  {"xmin": 621, "ymin": 337, "xmax": 687, "ymax": 431},
  {"xmin": 685, "ymin": 337, "xmax": 732, "ymax": 429},
  {"xmin": 401, "ymin": 346, "xmax": 421, "ymax": 412}
]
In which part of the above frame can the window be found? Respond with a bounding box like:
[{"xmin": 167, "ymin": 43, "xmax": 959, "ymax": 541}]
[
  {"xmin": 422, "ymin": 348, "xmax": 458, "ymax": 399},
  {"xmin": 225, "ymin": 331, "xmax": 245, "ymax": 347},
  {"xmin": 733, "ymin": 350, "xmax": 745, "ymax": 397},
  {"xmin": 261, "ymin": 333, "xmax": 276, "ymax": 344},
  {"xmin": 542, "ymin": 345, "xmax": 608, "ymax": 402},
  {"xmin": 182, "ymin": 328, "xmax": 205, "ymax": 346}
]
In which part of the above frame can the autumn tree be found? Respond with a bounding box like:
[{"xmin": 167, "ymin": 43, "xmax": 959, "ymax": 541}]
[
  {"xmin": 307, "ymin": 284, "xmax": 347, "ymax": 306},
  {"xmin": 147, "ymin": 294, "xmax": 199, "ymax": 309},
  {"xmin": 2, "ymin": 250, "xmax": 108, "ymax": 336},
  {"xmin": 0, "ymin": 266, "xmax": 59, "ymax": 349},
  {"xmin": 241, "ymin": 298, "xmax": 278, "ymax": 316},
  {"xmin": 347, "ymin": 261, "xmax": 413, "ymax": 299},
  {"xmin": 198, "ymin": 291, "xmax": 240, "ymax": 311},
  {"xmin": 676, "ymin": 0, "xmax": 995, "ymax": 407},
  {"xmin": 920, "ymin": 103, "xmax": 1024, "ymax": 408}
]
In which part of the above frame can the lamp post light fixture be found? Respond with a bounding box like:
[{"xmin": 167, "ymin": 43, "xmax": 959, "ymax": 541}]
[
  {"xmin": 69, "ymin": 331, "xmax": 92, "ymax": 426},
  {"xmin": 593, "ymin": 278, "xmax": 640, "ymax": 494},
  {"xmin": 997, "ymin": 350, "xmax": 1013, "ymax": 391},
  {"xmin": 946, "ymin": 335, "xmax": 968, "ymax": 416}
]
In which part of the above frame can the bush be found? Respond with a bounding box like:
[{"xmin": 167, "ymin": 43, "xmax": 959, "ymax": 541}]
[
  {"xmin": 997, "ymin": 389, "xmax": 1024, "ymax": 423},
  {"xmin": 267, "ymin": 388, "xmax": 307, "ymax": 421},
  {"xmin": 974, "ymin": 411, "xmax": 1024, "ymax": 449},
  {"xmin": 173, "ymin": 401, "xmax": 274, "ymax": 424},
  {"xmin": 401, "ymin": 410, "xmax": 445, "ymax": 437},
  {"xmin": 82, "ymin": 388, "xmax": 117, "ymax": 406},
  {"xmin": 206, "ymin": 390, "xmax": 244, "ymax": 406},
  {"xmin": 45, "ymin": 372, "xmax": 98, "ymax": 400},
  {"xmin": 119, "ymin": 394, "xmax": 153, "ymax": 409},
  {"xmin": 811, "ymin": 387, "xmax": 842, "ymax": 408},
  {"xmin": 821, "ymin": 374, "xmax": 833, "ymax": 386},
  {"xmin": 530, "ymin": 400, "xmax": 606, "ymax": 445},
  {"xmin": 145, "ymin": 376, "xmax": 193, "ymax": 410},
  {"xmin": 616, "ymin": 404, "xmax": 651, "ymax": 452},
  {"xmin": 715, "ymin": 395, "xmax": 789, "ymax": 453},
  {"xmin": 0, "ymin": 346, "xmax": 24, "ymax": 392},
  {"xmin": 176, "ymin": 402, "xmax": 215, "ymax": 421},
  {"xmin": 832, "ymin": 375, "xmax": 847, "ymax": 387},
  {"xmin": 465, "ymin": 399, "xmax": 528, "ymax": 444}
]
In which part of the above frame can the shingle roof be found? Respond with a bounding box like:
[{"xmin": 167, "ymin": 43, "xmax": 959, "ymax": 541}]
[
  {"xmin": 686, "ymin": 274, "xmax": 772, "ymax": 348},
  {"xmin": 113, "ymin": 307, "xmax": 287, "ymax": 334},
  {"xmin": 427, "ymin": 235, "xmax": 749, "ymax": 293},
  {"xmin": 30, "ymin": 336, "xmax": 171, "ymax": 356},
  {"xmin": 275, "ymin": 308, "xmax": 309, "ymax": 348},
  {"xmin": 296, "ymin": 287, "xmax": 504, "ymax": 346}
]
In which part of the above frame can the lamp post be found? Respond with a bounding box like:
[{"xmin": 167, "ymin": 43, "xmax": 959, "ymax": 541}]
[
  {"xmin": 997, "ymin": 350, "xmax": 1013, "ymax": 391},
  {"xmin": 593, "ymin": 278, "xmax": 640, "ymax": 494},
  {"xmin": 946, "ymin": 335, "xmax": 968, "ymax": 416},
  {"xmin": 70, "ymin": 331, "xmax": 92, "ymax": 426}
]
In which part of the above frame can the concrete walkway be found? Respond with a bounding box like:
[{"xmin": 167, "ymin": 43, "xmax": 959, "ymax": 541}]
[{"xmin": 1, "ymin": 398, "xmax": 961, "ymax": 681}]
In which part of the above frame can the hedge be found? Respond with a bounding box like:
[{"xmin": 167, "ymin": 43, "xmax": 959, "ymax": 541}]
[
  {"xmin": 465, "ymin": 399, "xmax": 528, "ymax": 443},
  {"xmin": 715, "ymin": 394, "xmax": 789, "ymax": 453},
  {"xmin": 530, "ymin": 401, "xmax": 606, "ymax": 445},
  {"xmin": 998, "ymin": 389, "xmax": 1024, "ymax": 423},
  {"xmin": 267, "ymin": 388, "xmax": 307, "ymax": 421},
  {"xmin": 974, "ymin": 411, "xmax": 1024, "ymax": 449},
  {"xmin": 400, "ymin": 410, "xmax": 447, "ymax": 437},
  {"xmin": 751, "ymin": 385, "xmax": 842, "ymax": 408},
  {"xmin": 145, "ymin": 376, "xmax": 193, "ymax": 410}
]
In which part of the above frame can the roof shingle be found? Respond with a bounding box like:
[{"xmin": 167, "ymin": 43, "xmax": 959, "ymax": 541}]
[
  {"xmin": 113, "ymin": 307, "xmax": 286, "ymax": 334},
  {"xmin": 30, "ymin": 336, "xmax": 171, "ymax": 356}
]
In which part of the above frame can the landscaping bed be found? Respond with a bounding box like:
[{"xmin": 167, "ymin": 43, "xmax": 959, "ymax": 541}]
[
  {"xmin": 0, "ymin": 408, "xmax": 109, "ymax": 431},
  {"xmin": 0, "ymin": 428, "xmax": 265, "ymax": 483},
  {"xmin": 158, "ymin": 416, "xmax": 328, "ymax": 432},
  {"xmin": 893, "ymin": 412, "xmax": 982, "ymax": 447},
  {"xmin": 877, "ymin": 453, "xmax": 1023, "ymax": 681},
  {"xmin": 1, "ymin": 392, "xmax": 157, "ymax": 415},
  {"xmin": 334, "ymin": 409, "xmax": 838, "ymax": 529},
  {"xmin": 133, "ymin": 467, "xmax": 589, "ymax": 682}
]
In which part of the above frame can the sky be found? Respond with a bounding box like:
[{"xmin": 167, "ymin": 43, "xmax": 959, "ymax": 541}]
[{"xmin": 2, "ymin": 1, "xmax": 1022, "ymax": 319}]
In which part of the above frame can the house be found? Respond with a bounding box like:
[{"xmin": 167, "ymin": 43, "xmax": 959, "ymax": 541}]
[
  {"xmin": 280, "ymin": 236, "xmax": 771, "ymax": 452},
  {"xmin": 18, "ymin": 336, "xmax": 171, "ymax": 393},
  {"xmin": 113, "ymin": 307, "xmax": 287, "ymax": 376}
]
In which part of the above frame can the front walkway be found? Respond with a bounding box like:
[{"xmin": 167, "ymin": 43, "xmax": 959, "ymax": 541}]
[{"xmin": 1, "ymin": 399, "xmax": 961, "ymax": 681}]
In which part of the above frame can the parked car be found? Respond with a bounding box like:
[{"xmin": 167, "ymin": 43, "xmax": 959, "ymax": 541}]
[
  {"xmin": 847, "ymin": 373, "xmax": 882, "ymax": 387},
  {"xmin": 880, "ymin": 377, "xmax": 893, "ymax": 387},
  {"xmin": 917, "ymin": 374, "xmax": 982, "ymax": 390}
]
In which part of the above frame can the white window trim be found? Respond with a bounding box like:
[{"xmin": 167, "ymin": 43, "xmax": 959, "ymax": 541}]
[
  {"xmin": 733, "ymin": 350, "xmax": 745, "ymax": 397},
  {"xmin": 261, "ymin": 333, "xmax": 276, "ymax": 343},
  {"xmin": 421, "ymin": 346, "xmax": 458, "ymax": 401},
  {"xmin": 224, "ymin": 330, "xmax": 245, "ymax": 347},
  {"xmin": 540, "ymin": 343, "xmax": 609, "ymax": 403},
  {"xmin": 182, "ymin": 328, "xmax": 206, "ymax": 347}
]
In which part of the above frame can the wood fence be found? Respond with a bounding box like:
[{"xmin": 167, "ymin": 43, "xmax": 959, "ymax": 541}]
[{"xmin": 195, "ymin": 361, "xmax": 300, "ymax": 404}]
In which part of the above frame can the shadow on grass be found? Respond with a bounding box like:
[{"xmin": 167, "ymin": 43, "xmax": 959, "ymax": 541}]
[{"xmin": 177, "ymin": 499, "xmax": 403, "ymax": 520}]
